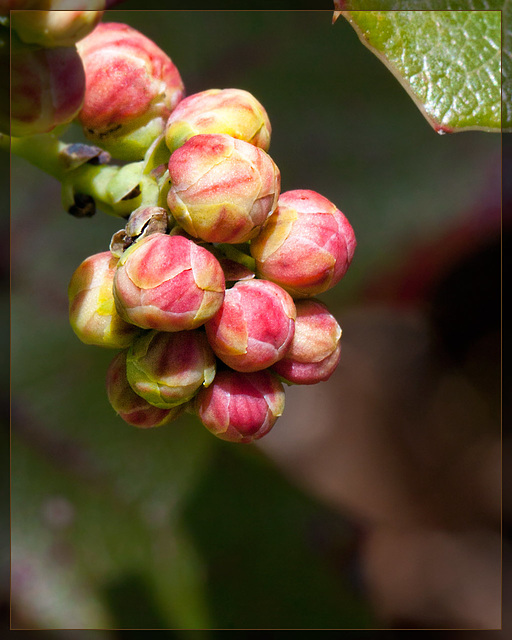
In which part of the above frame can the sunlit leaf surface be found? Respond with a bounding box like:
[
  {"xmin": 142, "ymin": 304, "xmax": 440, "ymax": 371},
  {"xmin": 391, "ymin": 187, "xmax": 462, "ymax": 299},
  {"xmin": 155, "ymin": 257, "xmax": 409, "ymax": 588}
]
[{"xmin": 336, "ymin": 7, "xmax": 502, "ymax": 132}]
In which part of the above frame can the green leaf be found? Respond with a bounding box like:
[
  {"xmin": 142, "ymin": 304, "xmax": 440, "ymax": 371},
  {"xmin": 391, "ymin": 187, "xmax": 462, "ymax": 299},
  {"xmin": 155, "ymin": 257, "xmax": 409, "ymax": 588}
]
[
  {"xmin": 182, "ymin": 447, "xmax": 375, "ymax": 629},
  {"xmin": 336, "ymin": 8, "xmax": 503, "ymax": 132},
  {"xmin": 11, "ymin": 423, "xmax": 214, "ymax": 630}
]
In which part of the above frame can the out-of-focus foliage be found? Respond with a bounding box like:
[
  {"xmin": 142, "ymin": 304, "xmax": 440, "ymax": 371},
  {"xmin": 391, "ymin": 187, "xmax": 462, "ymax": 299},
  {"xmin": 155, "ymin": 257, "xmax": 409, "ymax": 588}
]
[{"xmin": 10, "ymin": 10, "xmax": 501, "ymax": 630}]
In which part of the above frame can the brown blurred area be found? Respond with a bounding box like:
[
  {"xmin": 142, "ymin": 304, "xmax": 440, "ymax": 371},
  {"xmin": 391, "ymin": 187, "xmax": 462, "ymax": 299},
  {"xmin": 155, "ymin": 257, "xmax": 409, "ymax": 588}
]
[{"xmin": 259, "ymin": 195, "xmax": 505, "ymax": 630}]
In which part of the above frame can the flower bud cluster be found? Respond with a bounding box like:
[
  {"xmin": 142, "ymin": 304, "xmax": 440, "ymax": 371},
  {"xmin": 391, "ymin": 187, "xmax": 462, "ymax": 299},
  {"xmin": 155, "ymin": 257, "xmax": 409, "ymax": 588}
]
[
  {"xmin": 2, "ymin": 2, "xmax": 105, "ymax": 137},
  {"xmin": 66, "ymin": 21, "xmax": 356, "ymax": 444}
]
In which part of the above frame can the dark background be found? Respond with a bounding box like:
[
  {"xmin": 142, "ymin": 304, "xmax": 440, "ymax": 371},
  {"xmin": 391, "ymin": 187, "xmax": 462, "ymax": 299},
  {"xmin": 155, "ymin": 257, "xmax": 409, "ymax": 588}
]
[{"xmin": 7, "ymin": 8, "xmax": 505, "ymax": 633}]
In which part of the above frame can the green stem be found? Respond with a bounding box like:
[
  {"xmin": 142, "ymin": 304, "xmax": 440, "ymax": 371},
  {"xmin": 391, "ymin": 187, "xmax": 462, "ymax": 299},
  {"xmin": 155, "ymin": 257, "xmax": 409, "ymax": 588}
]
[
  {"xmin": 9, "ymin": 132, "xmax": 72, "ymax": 180},
  {"xmin": 60, "ymin": 164, "xmax": 120, "ymax": 215},
  {"xmin": 7, "ymin": 132, "xmax": 147, "ymax": 218},
  {"xmin": 215, "ymin": 243, "xmax": 256, "ymax": 271}
]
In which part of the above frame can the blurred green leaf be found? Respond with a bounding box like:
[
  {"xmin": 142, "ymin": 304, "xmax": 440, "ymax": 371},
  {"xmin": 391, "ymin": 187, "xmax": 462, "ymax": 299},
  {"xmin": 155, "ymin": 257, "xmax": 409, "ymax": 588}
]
[
  {"xmin": 183, "ymin": 446, "xmax": 374, "ymax": 629},
  {"xmin": 11, "ymin": 420, "xmax": 213, "ymax": 630},
  {"xmin": 337, "ymin": 8, "xmax": 502, "ymax": 132}
]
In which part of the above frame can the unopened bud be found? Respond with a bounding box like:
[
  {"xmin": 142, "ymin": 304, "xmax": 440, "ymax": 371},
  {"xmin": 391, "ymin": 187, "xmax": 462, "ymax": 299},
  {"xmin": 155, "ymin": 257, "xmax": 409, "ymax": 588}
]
[
  {"xmin": 272, "ymin": 299, "xmax": 341, "ymax": 384},
  {"xmin": 165, "ymin": 88, "xmax": 271, "ymax": 154},
  {"xmin": 77, "ymin": 22, "xmax": 184, "ymax": 160},
  {"xmin": 167, "ymin": 133, "xmax": 280, "ymax": 244},
  {"xmin": 113, "ymin": 233, "xmax": 225, "ymax": 332},
  {"xmin": 106, "ymin": 350, "xmax": 183, "ymax": 428},
  {"xmin": 2, "ymin": 34, "xmax": 85, "ymax": 137},
  {"xmin": 11, "ymin": 4, "xmax": 104, "ymax": 48},
  {"xmin": 250, "ymin": 189, "xmax": 356, "ymax": 298},
  {"xmin": 196, "ymin": 369, "xmax": 285, "ymax": 444},
  {"xmin": 205, "ymin": 278, "xmax": 295, "ymax": 372},
  {"xmin": 126, "ymin": 330, "xmax": 216, "ymax": 409},
  {"xmin": 68, "ymin": 251, "xmax": 139, "ymax": 348}
]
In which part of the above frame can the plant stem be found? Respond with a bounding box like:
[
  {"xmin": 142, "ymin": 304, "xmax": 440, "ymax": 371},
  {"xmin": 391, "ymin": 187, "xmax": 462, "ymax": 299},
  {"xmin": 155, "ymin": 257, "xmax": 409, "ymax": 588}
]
[
  {"xmin": 7, "ymin": 132, "xmax": 138, "ymax": 218},
  {"xmin": 9, "ymin": 132, "xmax": 72, "ymax": 181},
  {"xmin": 215, "ymin": 243, "xmax": 256, "ymax": 271}
]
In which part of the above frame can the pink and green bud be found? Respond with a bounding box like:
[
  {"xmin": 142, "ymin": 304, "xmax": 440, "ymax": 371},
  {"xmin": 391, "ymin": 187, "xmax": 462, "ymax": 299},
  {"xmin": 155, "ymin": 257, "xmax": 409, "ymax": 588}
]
[
  {"xmin": 106, "ymin": 350, "xmax": 183, "ymax": 428},
  {"xmin": 68, "ymin": 251, "xmax": 139, "ymax": 349},
  {"xmin": 11, "ymin": 5, "xmax": 104, "ymax": 48},
  {"xmin": 126, "ymin": 329, "xmax": 216, "ymax": 409},
  {"xmin": 250, "ymin": 189, "xmax": 356, "ymax": 298},
  {"xmin": 272, "ymin": 299, "xmax": 342, "ymax": 384},
  {"xmin": 167, "ymin": 133, "xmax": 280, "ymax": 244},
  {"xmin": 113, "ymin": 233, "xmax": 225, "ymax": 332},
  {"xmin": 205, "ymin": 279, "xmax": 295, "ymax": 373},
  {"xmin": 2, "ymin": 35, "xmax": 85, "ymax": 137},
  {"xmin": 165, "ymin": 88, "xmax": 271, "ymax": 154},
  {"xmin": 76, "ymin": 22, "xmax": 184, "ymax": 161},
  {"xmin": 196, "ymin": 369, "xmax": 285, "ymax": 443}
]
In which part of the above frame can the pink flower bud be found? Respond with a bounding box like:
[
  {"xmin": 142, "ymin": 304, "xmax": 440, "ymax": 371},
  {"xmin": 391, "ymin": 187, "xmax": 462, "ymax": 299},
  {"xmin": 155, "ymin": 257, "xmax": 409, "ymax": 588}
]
[
  {"xmin": 196, "ymin": 369, "xmax": 285, "ymax": 443},
  {"xmin": 68, "ymin": 251, "xmax": 139, "ymax": 349},
  {"xmin": 106, "ymin": 351, "xmax": 183, "ymax": 428},
  {"xmin": 205, "ymin": 279, "xmax": 295, "ymax": 372},
  {"xmin": 250, "ymin": 189, "xmax": 356, "ymax": 298},
  {"xmin": 76, "ymin": 22, "xmax": 184, "ymax": 160},
  {"xmin": 11, "ymin": 5, "xmax": 104, "ymax": 48},
  {"xmin": 165, "ymin": 88, "xmax": 271, "ymax": 154},
  {"xmin": 167, "ymin": 134, "xmax": 280, "ymax": 244},
  {"xmin": 272, "ymin": 299, "xmax": 342, "ymax": 384},
  {"xmin": 3, "ymin": 36, "xmax": 85, "ymax": 137},
  {"xmin": 113, "ymin": 233, "xmax": 225, "ymax": 332},
  {"xmin": 126, "ymin": 330, "xmax": 216, "ymax": 409}
]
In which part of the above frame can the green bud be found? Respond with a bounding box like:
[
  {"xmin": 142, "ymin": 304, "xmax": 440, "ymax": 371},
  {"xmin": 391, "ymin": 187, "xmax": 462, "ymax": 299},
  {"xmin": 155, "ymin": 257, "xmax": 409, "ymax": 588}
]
[
  {"xmin": 11, "ymin": 4, "xmax": 104, "ymax": 48},
  {"xmin": 106, "ymin": 350, "xmax": 184, "ymax": 428},
  {"xmin": 126, "ymin": 330, "xmax": 216, "ymax": 409},
  {"xmin": 68, "ymin": 251, "xmax": 139, "ymax": 349}
]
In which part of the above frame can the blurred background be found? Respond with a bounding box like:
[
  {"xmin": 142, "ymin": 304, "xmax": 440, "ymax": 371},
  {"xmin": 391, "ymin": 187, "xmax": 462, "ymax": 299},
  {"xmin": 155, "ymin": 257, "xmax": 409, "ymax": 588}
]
[{"xmin": 7, "ymin": 9, "xmax": 505, "ymax": 632}]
